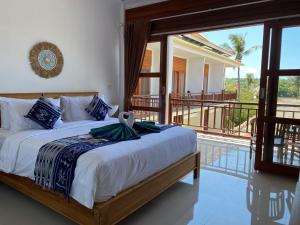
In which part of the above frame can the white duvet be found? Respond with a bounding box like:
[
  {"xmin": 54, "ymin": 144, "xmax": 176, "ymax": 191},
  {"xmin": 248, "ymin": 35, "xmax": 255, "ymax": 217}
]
[{"xmin": 0, "ymin": 119, "xmax": 197, "ymax": 209}]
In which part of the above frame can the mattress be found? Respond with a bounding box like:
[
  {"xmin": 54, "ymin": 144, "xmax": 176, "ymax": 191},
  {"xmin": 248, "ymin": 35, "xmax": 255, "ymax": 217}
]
[{"xmin": 0, "ymin": 118, "xmax": 197, "ymax": 209}]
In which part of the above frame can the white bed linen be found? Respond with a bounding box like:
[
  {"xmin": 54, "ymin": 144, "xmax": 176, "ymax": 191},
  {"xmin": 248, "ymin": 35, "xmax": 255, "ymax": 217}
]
[
  {"xmin": 0, "ymin": 129, "xmax": 13, "ymax": 149},
  {"xmin": 0, "ymin": 119, "xmax": 197, "ymax": 209}
]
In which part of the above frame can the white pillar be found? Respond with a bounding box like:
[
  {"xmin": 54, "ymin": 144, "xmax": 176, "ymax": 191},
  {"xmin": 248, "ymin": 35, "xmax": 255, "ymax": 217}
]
[{"xmin": 165, "ymin": 36, "xmax": 174, "ymax": 123}]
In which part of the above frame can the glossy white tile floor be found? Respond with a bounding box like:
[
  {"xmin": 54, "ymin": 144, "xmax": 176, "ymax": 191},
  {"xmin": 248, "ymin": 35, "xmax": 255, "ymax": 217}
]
[{"xmin": 0, "ymin": 137, "xmax": 297, "ymax": 225}]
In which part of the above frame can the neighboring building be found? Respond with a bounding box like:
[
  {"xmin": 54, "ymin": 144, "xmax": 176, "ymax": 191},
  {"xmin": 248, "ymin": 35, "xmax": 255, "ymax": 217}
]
[{"xmin": 135, "ymin": 33, "xmax": 242, "ymax": 96}]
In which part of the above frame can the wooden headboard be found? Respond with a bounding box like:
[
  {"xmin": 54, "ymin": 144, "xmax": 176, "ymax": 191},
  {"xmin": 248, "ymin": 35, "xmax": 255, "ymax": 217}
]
[
  {"xmin": 0, "ymin": 92, "xmax": 98, "ymax": 99},
  {"xmin": 0, "ymin": 92, "xmax": 98, "ymax": 127}
]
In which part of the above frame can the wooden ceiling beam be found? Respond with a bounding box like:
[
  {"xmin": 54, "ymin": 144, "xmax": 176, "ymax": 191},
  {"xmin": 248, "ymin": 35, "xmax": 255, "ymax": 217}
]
[
  {"xmin": 150, "ymin": 0, "xmax": 300, "ymax": 35},
  {"xmin": 126, "ymin": 0, "xmax": 272, "ymax": 21}
]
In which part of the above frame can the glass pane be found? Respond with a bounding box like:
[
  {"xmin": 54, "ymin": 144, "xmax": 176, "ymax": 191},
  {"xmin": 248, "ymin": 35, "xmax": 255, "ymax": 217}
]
[
  {"xmin": 280, "ymin": 26, "xmax": 300, "ymax": 69},
  {"xmin": 276, "ymin": 76, "xmax": 300, "ymax": 119},
  {"xmin": 270, "ymin": 122, "xmax": 300, "ymax": 168},
  {"xmin": 141, "ymin": 42, "xmax": 161, "ymax": 73}
]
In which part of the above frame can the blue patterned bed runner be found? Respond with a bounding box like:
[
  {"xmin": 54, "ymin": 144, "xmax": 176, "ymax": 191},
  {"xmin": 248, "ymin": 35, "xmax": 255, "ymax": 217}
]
[{"xmin": 34, "ymin": 124, "xmax": 172, "ymax": 197}]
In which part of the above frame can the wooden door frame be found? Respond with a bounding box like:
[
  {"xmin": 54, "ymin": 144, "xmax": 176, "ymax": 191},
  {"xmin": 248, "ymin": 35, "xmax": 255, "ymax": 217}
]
[
  {"xmin": 126, "ymin": 1, "xmax": 300, "ymax": 175},
  {"xmin": 132, "ymin": 35, "xmax": 168, "ymax": 124},
  {"xmin": 255, "ymin": 18, "xmax": 300, "ymax": 177}
]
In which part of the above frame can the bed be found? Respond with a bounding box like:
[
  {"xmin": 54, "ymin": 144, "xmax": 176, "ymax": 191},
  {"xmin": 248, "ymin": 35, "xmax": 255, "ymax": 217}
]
[{"xmin": 0, "ymin": 92, "xmax": 200, "ymax": 225}]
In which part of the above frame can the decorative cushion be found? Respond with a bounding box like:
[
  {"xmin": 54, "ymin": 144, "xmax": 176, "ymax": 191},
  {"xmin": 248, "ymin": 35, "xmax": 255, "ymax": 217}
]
[
  {"xmin": 25, "ymin": 97, "xmax": 63, "ymax": 129},
  {"xmin": 85, "ymin": 95, "xmax": 112, "ymax": 121}
]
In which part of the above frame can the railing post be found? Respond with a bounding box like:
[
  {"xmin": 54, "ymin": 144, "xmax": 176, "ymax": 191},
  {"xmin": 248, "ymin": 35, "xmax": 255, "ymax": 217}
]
[
  {"xmin": 204, "ymin": 108, "xmax": 209, "ymax": 131},
  {"xmin": 222, "ymin": 89, "xmax": 225, "ymax": 101},
  {"xmin": 201, "ymin": 90, "xmax": 204, "ymax": 100},
  {"xmin": 187, "ymin": 92, "xmax": 191, "ymax": 126}
]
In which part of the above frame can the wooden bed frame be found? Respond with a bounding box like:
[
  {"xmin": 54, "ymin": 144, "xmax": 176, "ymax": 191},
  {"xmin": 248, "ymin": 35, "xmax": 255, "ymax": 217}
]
[{"xmin": 0, "ymin": 92, "xmax": 201, "ymax": 225}]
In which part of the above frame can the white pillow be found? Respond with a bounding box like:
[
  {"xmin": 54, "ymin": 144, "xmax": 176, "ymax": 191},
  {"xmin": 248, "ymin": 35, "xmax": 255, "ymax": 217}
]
[
  {"xmin": 3, "ymin": 97, "xmax": 63, "ymax": 132},
  {"xmin": 60, "ymin": 95, "xmax": 105, "ymax": 121},
  {"xmin": 51, "ymin": 98, "xmax": 61, "ymax": 108},
  {"xmin": 0, "ymin": 99, "xmax": 10, "ymax": 129},
  {"xmin": 108, "ymin": 105, "xmax": 119, "ymax": 117},
  {"xmin": 7, "ymin": 99, "xmax": 43, "ymax": 132}
]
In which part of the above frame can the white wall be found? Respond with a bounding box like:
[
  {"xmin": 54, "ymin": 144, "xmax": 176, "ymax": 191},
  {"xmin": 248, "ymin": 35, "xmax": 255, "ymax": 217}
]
[
  {"xmin": 208, "ymin": 63, "xmax": 225, "ymax": 92},
  {"xmin": 0, "ymin": 0, "xmax": 122, "ymax": 104},
  {"xmin": 186, "ymin": 58, "xmax": 205, "ymax": 93}
]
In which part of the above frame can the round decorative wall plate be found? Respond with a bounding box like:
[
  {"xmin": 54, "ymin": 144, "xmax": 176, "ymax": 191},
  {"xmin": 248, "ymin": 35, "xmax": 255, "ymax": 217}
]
[{"xmin": 29, "ymin": 42, "xmax": 64, "ymax": 79}]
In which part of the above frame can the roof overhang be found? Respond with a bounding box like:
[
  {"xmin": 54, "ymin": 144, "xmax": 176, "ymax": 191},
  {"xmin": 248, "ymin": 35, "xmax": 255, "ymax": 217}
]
[{"xmin": 173, "ymin": 37, "xmax": 242, "ymax": 68}]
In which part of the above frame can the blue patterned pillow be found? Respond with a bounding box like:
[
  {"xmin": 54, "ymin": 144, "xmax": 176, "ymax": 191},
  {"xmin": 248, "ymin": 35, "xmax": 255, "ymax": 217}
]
[
  {"xmin": 85, "ymin": 95, "xmax": 111, "ymax": 121},
  {"xmin": 25, "ymin": 97, "xmax": 63, "ymax": 129}
]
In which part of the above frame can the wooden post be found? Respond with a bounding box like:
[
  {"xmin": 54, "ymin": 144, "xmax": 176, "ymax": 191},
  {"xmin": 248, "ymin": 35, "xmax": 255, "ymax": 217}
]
[
  {"xmin": 193, "ymin": 152, "xmax": 201, "ymax": 179},
  {"xmin": 204, "ymin": 109, "xmax": 209, "ymax": 131},
  {"xmin": 222, "ymin": 89, "xmax": 225, "ymax": 101}
]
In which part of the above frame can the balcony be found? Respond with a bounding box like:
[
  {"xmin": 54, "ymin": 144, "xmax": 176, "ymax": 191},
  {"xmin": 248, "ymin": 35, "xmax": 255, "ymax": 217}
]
[
  {"xmin": 132, "ymin": 92, "xmax": 300, "ymax": 141},
  {"xmin": 169, "ymin": 95, "xmax": 300, "ymax": 138},
  {"xmin": 131, "ymin": 90, "xmax": 238, "ymax": 121}
]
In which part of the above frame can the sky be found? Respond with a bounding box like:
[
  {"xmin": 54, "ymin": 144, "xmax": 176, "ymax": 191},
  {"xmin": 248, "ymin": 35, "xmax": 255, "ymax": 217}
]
[{"xmin": 201, "ymin": 25, "xmax": 300, "ymax": 79}]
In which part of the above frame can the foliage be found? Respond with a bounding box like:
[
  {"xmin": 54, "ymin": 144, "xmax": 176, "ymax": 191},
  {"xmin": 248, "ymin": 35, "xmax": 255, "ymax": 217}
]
[
  {"xmin": 225, "ymin": 77, "xmax": 259, "ymax": 127},
  {"xmin": 222, "ymin": 34, "xmax": 261, "ymax": 100},
  {"xmin": 278, "ymin": 77, "xmax": 300, "ymax": 98},
  {"xmin": 246, "ymin": 73, "xmax": 254, "ymax": 90},
  {"xmin": 225, "ymin": 76, "xmax": 300, "ymax": 127}
]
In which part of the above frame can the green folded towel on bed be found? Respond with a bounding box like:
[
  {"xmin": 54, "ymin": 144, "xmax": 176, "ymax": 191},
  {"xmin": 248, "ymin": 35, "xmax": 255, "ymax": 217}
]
[
  {"xmin": 90, "ymin": 123, "xmax": 140, "ymax": 142},
  {"xmin": 89, "ymin": 121, "xmax": 162, "ymax": 141},
  {"xmin": 133, "ymin": 121, "xmax": 161, "ymax": 134}
]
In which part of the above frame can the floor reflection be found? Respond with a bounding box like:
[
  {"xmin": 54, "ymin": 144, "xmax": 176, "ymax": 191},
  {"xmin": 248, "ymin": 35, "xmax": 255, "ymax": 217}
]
[
  {"xmin": 247, "ymin": 173, "xmax": 295, "ymax": 225},
  {"xmin": 197, "ymin": 137, "xmax": 296, "ymax": 225},
  {"xmin": 121, "ymin": 137, "xmax": 297, "ymax": 225},
  {"xmin": 120, "ymin": 180, "xmax": 199, "ymax": 225},
  {"xmin": 199, "ymin": 137, "xmax": 253, "ymax": 179}
]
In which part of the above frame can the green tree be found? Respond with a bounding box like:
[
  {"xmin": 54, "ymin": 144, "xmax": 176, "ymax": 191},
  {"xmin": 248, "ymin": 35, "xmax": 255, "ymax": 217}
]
[
  {"xmin": 222, "ymin": 34, "xmax": 261, "ymax": 101},
  {"xmin": 296, "ymin": 76, "xmax": 300, "ymax": 98},
  {"xmin": 278, "ymin": 77, "xmax": 298, "ymax": 98},
  {"xmin": 246, "ymin": 73, "xmax": 254, "ymax": 90}
]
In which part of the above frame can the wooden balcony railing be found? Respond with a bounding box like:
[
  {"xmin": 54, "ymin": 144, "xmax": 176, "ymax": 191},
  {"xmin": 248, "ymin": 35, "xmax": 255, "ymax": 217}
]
[
  {"xmin": 131, "ymin": 95, "xmax": 160, "ymax": 122},
  {"xmin": 168, "ymin": 94, "xmax": 300, "ymax": 138},
  {"xmin": 131, "ymin": 93, "xmax": 300, "ymax": 138},
  {"xmin": 131, "ymin": 90, "xmax": 237, "ymax": 108},
  {"xmin": 131, "ymin": 90, "xmax": 237, "ymax": 122},
  {"xmin": 131, "ymin": 95, "xmax": 160, "ymax": 108},
  {"xmin": 172, "ymin": 90, "xmax": 237, "ymax": 101}
]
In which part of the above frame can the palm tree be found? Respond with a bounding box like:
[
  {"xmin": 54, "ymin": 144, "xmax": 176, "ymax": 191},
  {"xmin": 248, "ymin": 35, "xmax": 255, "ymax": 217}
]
[{"xmin": 222, "ymin": 34, "xmax": 261, "ymax": 101}]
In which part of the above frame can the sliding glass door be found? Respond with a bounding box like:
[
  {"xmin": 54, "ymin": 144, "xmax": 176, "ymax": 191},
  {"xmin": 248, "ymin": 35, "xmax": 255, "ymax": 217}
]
[
  {"xmin": 255, "ymin": 18, "xmax": 300, "ymax": 176},
  {"xmin": 131, "ymin": 36, "xmax": 167, "ymax": 123}
]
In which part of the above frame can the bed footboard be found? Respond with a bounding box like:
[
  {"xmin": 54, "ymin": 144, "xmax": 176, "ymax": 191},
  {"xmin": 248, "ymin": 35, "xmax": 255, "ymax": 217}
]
[{"xmin": 0, "ymin": 151, "xmax": 200, "ymax": 225}]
